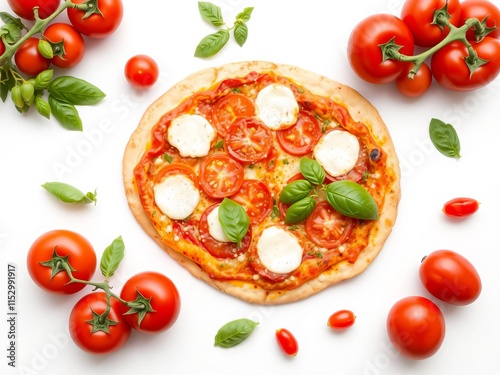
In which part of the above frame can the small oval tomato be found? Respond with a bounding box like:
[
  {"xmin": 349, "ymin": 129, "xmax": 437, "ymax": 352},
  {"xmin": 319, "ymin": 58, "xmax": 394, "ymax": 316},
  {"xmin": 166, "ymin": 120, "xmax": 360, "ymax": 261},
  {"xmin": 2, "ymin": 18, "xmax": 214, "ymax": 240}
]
[
  {"xmin": 396, "ymin": 62, "xmax": 433, "ymax": 97},
  {"xmin": 69, "ymin": 292, "xmax": 131, "ymax": 354},
  {"xmin": 199, "ymin": 153, "xmax": 244, "ymax": 198},
  {"xmin": 442, "ymin": 197, "xmax": 480, "ymax": 218},
  {"xmin": 460, "ymin": 0, "xmax": 500, "ymax": 40},
  {"xmin": 401, "ymin": 0, "xmax": 462, "ymax": 47},
  {"xmin": 7, "ymin": 0, "xmax": 60, "ymax": 20},
  {"xmin": 431, "ymin": 36, "xmax": 500, "ymax": 91},
  {"xmin": 225, "ymin": 117, "xmax": 273, "ymax": 163},
  {"xmin": 327, "ymin": 310, "xmax": 356, "ymax": 331},
  {"xmin": 209, "ymin": 94, "xmax": 256, "ymax": 137},
  {"xmin": 14, "ymin": 38, "xmax": 51, "ymax": 76},
  {"xmin": 124, "ymin": 54, "xmax": 159, "ymax": 89},
  {"xmin": 27, "ymin": 229, "xmax": 96, "ymax": 294},
  {"xmin": 420, "ymin": 250, "xmax": 482, "ymax": 305},
  {"xmin": 67, "ymin": 0, "xmax": 123, "ymax": 38},
  {"xmin": 119, "ymin": 271, "xmax": 181, "ymax": 334},
  {"xmin": 387, "ymin": 296, "xmax": 445, "ymax": 360},
  {"xmin": 276, "ymin": 328, "xmax": 298, "ymax": 356},
  {"xmin": 276, "ymin": 111, "xmax": 322, "ymax": 156},
  {"xmin": 347, "ymin": 14, "xmax": 414, "ymax": 84},
  {"xmin": 43, "ymin": 23, "xmax": 85, "ymax": 68}
]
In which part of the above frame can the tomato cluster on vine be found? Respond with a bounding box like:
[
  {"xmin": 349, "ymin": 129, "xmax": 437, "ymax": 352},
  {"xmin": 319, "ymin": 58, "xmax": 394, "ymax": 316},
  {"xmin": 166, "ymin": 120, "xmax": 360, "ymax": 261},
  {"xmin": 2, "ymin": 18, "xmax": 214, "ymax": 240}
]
[{"xmin": 347, "ymin": 0, "xmax": 500, "ymax": 97}]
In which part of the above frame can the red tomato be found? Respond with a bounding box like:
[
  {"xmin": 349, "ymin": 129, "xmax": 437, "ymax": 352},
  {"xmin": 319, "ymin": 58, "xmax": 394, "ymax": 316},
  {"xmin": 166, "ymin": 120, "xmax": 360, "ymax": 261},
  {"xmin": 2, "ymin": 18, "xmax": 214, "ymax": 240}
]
[
  {"xmin": 199, "ymin": 153, "xmax": 244, "ymax": 198},
  {"xmin": 327, "ymin": 310, "xmax": 356, "ymax": 331},
  {"xmin": 225, "ymin": 117, "xmax": 273, "ymax": 163},
  {"xmin": 442, "ymin": 197, "xmax": 480, "ymax": 218},
  {"xmin": 7, "ymin": 0, "xmax": 60, "ymax": 20},
  {"xmin": 0, "ymin": 40, "xmax": 5, "ymax": 56},
  {"xmin": 43, "ymin": 23, "xmax": 85, "ymax": 69},
  {"xmin": 119, "ymin": 271, "xmax": 181, "ymax": 334},
  {"xmin": 14, "ymin": 38, "xmax": 51, "ymax": 76},
  {"xmin": 460, "ymin": 0, "xmax": 500, "ymax": 40},
  {"xmin": 154, "ymin": 163, "xmax": 199, "ymax": 186},
  {"xmin": 276, "ymin": 111, "xmax": 322, "ymax": 156},
  {"xmin": 209, "ymin": 94, "xmax": 256, "ymax": 137},
  {"xmin": 27, "ymin": 229, "xmax": 96, "ymax": 294},
  {"xmin": 431, "ymin": 36, "xmax": 500, "ymax": 91},
  {"xmin": 396, "ymin": 62, "xmax": 433, "ymax": 97},
  {"xmin": 69, "ymin": 292, "xmax": 131, "ymax": 354},
  {"xmin": 230, "ymin": 179, "xmax": 273, "ymax": 224},
  {"xmin": 67, "ymin": 0, "xmax": 123, "ymax": 38},
  {"xmin": 276, "ymin": 328, "xmax": 299, "ymax": 356},
  {"xmin": 124, "ymin": 54, "xmax": 159, "ymax": 89},
  {"xmin": 420, "ymin": 250, "xmax": 482, "ymax": 305},
  {"xmin": 305, "ymin": 201, "xmax": 354, "ymax": 249},
  {"xmin": 401, "ymin": 0, "xmax": 462, "ymax": 47},
  {"xmin": 347, "ymin": 14, "xmax": 414, "ymax": 84},
  {"xmin": 386, "ymin": 296, "xmax": 445, "ymax": 360}
]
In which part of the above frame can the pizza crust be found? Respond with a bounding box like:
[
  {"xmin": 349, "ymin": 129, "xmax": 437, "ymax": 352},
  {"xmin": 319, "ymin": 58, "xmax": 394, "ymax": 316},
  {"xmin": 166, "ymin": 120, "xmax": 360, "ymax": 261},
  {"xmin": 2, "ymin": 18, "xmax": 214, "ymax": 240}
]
[{"xmin": 122, "ymin": 61, "xmax": 401, "ymax": 305}]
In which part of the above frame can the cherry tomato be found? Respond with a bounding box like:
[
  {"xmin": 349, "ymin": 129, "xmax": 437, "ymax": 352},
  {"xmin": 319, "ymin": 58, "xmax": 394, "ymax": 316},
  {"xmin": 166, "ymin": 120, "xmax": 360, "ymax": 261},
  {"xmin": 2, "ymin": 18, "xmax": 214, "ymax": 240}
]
[
  {"xmin": 199, "ymin": 153, "xmax": 244, "ymax": 198},
  {"xmin": 386, "ymin": 296, "xmax": 445, "ymax": 360},
  {"xmin": 347, "ymin": 14, "xmax": 414, "ymax": 84},
  {"xmin": 276, "ymin": 328, "xmax": 299, "ymax": 356},
  {"xmin": 119, "ymin": 271, "xmax": 181, "ymax": 334},
  {"xmin": 67, "ymin": 0, "xmax": 123, "ymax": 38},
  {"xmin": 420, "ymin": 250, "xmax": 482, "ymax": 305},
  {"xmin": 69, "ymin": 292, "xmax": 131, "ymax": 354},
  {"xmin": 401, "ymin": 0, "xmax": 462, "ymax": 47},
  {"xmin": 209, "ymin": 94, "xmax": 256, "ymax": 137},
  {"xmin": 43, "ymin": 23, "xmax": 85, "ymax": 69},
  {"xmin": 14, "ymin": 38, "xmax": 51, "ymax": 76},
  {"xmin": 460, "ymin": 0, "xmax": 500, "ymax": 40},
  {"xmin": 230, "ymin": 179, "xmax": 273, "ymax": 225},
  {"xmin": 431, "ymin": 36, "xmax": 500, "ymax": 91},
  {"xmin": 276, "ymin": 111, "xmax": 322, "ymax": 156},
  {"xmin": 442, "ymin": 197, "xmax": 480, "ymax": 218},
  {"xmin": 27, "ymin": 229, "xmax": 96, "ymax": 294},
  {"xmin": 7, "ymin": 0, "xmax": 60, "ymax": 20},
  {"xmin": 395, "ymin": 62, "xmax": 433, "ymax": 97},
  {"xmin": 154, "ymin": 163, "xmax": 199, "ymax": 186},
  {"xmin": 225, "ymin": 118, "xmax": 273, "ymax": 163},
  {"xmin": 327, "ymin": 310, "xmax": 356, "ymax": 331},
  {"xmin": 124, "ymin": 54, "xmax": 159, "ymax": 89}
]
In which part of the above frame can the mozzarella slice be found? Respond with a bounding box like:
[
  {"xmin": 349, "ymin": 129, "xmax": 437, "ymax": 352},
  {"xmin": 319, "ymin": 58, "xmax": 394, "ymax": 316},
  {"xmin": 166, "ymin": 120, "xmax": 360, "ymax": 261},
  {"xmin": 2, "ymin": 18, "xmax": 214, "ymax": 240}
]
[
  {"xmin": 167, "ymin": 114, "xmax": 215, "ymax": 157},
  {"xmin": 257, "ymin": 226, "xmax": 303, "ymax": 274},
  {"xmin": 255, "ymin": 84, "xmax": 299, "ymax": 130},
  {"xmin": 207, "ymin": 206, "xmax": 231, "ymax": 242},
  {"xmin": 313, "ymin": 131, "xmax": 360, "ymax": 177},
  {"xmin": 154, "ymin": 174, "xmax": 200, "ymax": 220}
]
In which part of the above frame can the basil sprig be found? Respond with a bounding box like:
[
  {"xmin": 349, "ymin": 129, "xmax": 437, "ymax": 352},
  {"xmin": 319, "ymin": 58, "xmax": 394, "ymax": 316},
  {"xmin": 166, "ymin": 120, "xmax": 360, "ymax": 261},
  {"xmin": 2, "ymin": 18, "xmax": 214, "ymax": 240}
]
[
  {"xmin": 41, "ymin": 182, "xmax": 97, "ymax": 205},
  {"xmin": 429, "ymin": 118, "xmax": 461, "ymax": 158},
  {"xmin": 325, "ymin": 181, "xmax": 379, "ymax": 220},
  {"xmin": 218, "ymin": 198, "xmax": 250, "ymax": 247},
  {"xmin": 214, "ymin": 318, "xmax": 259, "ymax": 348}
]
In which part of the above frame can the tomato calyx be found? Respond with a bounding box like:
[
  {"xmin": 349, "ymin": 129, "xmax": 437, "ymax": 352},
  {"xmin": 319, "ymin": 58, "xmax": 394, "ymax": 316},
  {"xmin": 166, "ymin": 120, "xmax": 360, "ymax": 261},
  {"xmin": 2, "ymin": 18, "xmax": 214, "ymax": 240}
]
[
  {"xmin": 87, "ymin": 308, "xmax": 119, "ymax": 334},
  {"xmin": 39, "ymin": 247, "xmax": 77, "ymax": 279},
  {"xmin": 70, "ymin": 0, "xmax": 103, "ymax": 18},
  {"xmin": 121, "ymin": 291, "xmax": 156, "ymax": 328}
]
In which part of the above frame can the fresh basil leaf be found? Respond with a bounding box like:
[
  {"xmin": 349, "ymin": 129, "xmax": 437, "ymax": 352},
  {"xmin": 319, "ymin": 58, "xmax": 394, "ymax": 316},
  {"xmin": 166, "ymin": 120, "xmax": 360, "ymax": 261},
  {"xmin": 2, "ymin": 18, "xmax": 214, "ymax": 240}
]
[
  {"xmin": 279, "ymin": 180, "xmax": 313, "ymax": 205},
  {"xmin": 100, "ymin": 236, "xmax": 125, "ymax": 279},
  {"xmin": 48, "ymin": 76, "xmax": 106, "ymax": 106},
  {"xmin": 0, "ymin": 12, "xmax": 26, "ymax": 30},
  {"xmin": 300, "ymin": 157, "xmax": 326, "ymax": 185},
  {"xmin": 48, "ymin": 96, "xmax": 83, "ymax": 131},
  {"xmin": 429, "ymin": 118, "xmax": 461, "ymax": 158},
  {"xmin": 198, "ymin": 1, "xmax": 225, "ymax": 27},
  {"xmin": 233, "ymin": 22, "xmax": 248, "ymax": 47},
  {"xmin": 1, "ymin": 23, "xmax": 21, "ymax": 44},
  {"xmin": 285, "ymin": 196, "xmax": 316, "ymax": 225},
  {"xmin": 41, "ymin": 182, "xmax": 97, "ymax": 204},
  {"xmin": 325, "ymin": 181, "xmax": 378, "ymax": 220},
  {"xmin": 236, "ymin": 7, "xmax": 254, "ymax": 22},
  {"xmin": 218, "ymin": 198, "xmax": 250, "ymax": 247},
  {"xmin": 194, "ymin": 29, "xmax": 230, "ymax": 58},
  {"xmin": 35, "ymin": 96, "xmax": 51, "ymax": 119},
  {"xmin": 214, "ymin": 318, "xmax": 259, "ymax": 348},
  {"xmin": 34, "ymin": 70, "xmax": 54, "ymax": 90}
]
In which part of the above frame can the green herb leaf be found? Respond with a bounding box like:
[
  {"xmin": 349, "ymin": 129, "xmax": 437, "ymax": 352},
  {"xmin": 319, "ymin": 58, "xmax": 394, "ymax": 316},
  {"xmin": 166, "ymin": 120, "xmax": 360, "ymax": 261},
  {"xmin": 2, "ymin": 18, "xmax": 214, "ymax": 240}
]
[
  {"xmin": 0, "ymin": 22, "xmax": 21, "ymax": 44},
  {"xmin": 48, "ymin": 96, "xmax": 82, "ymax": 131},
  {"xmin": 41, "ymin": 181, "xmax": 97, "ymax": 204},
  {"xmin": 236, "ymin": 7, "xmax": 254, "ymax": 22},
  {"xmin": 285, "ymin": 196, "xmax": 316, "ymax": 224},
  {"xmin": 325, "ymin": 181, "xmax": 378, "ymax": 220},
  {"xmin": 194, "ymin": 29, "xmax": 230, "ymax": 58},
  {"xmin": 214, "ymin": 318, "xmax": 259, "ymax": 348},
  {"xmin": 279, "ymin": 180, "xmax": 313, "ymax": 205},
  {"xmin": 300, "ymin": 157, "xmax": 326, "ymax": 185},
  {"xmin": 233, "ymin": 22, "xmax": 248, "ymax": 47},
  {"xmin": 0, "ymin": 12, "xmax": 26, "ymax": 29},
  {"xmin": 34, "ymin": 70, "xmax": 54, "ymax": 90},
  {"xmin": 429, "ymin": 118, "xmax": 461, "ymax": 158},
  {"xmin": 48, "ymin": 76, "xmax": 106, "ymax": 106},
  {"xmin": 218, "ymin": 198, "xmax": 250, "ymax": 247},
  {"xmin": 198, "ymin": 2, "xmax": 225, "ymax": 26},
  {"xmin": 35, "ymin": 96, "xmax": 51, "ymax": 119},
  {"xmin": 0, "ymin": 67, "xmax": 15, "ymax": 102},
  {"xmin": 100, "ymin": 236, "xmax": 125, "ymax": 279}
]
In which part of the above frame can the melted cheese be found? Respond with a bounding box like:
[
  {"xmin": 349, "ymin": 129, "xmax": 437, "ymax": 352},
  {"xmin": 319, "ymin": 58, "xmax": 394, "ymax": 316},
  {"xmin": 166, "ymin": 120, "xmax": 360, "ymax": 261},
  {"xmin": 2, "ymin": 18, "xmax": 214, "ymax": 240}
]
[
  {"xmin": 154, "ymin": 174, "xmax": 200, "ymax": 220},
  {"xmin": 207, "ymin": 206, "xmax": 231, "ymax": 242},
  {"xmin": 257, "ymin": 226, "xmax": 303, "ymax": 274},
  {"xmin": 167, "ymin": 114, "xmax": 215, "ymax": 157},
  {"xmin": 255, "ymin": 84, "xmax": 299, "ymax": 130},
  {"xmin": 313, "ymin": 131, "xmax": 360, "ymax": 177}
]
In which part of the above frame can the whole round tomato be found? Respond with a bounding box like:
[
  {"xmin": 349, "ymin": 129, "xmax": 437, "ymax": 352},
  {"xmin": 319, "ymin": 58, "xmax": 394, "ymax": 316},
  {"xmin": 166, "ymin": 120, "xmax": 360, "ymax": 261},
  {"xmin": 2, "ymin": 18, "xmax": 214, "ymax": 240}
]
[
  {"xmin": 119, "ymin": 271, "xmax": 181, "ymax": 334},
  {"xmin": 431, "ymin": 36, "xmax": 500, "ymax": 91},
  {"xmin": 396, "ymin": 62, "xmax": 433, "ymax": 97},
  {"xmin": 460, "ymin": 0, "xmax": 500, "ymax": 40},
  {"xmin": 387, "ymin": 296, "xmax": 445, "ymax": 360},
  {"xmin": 69, "ymin": 292, "xmax": 131, "ymax": 354},
  {"xmin": 67, "ymin": 0, "xmax": 123, "ymax": 38},
  {"xmin": 124, "ymin": 54, "xmax": 159, "ymax": 89},
  {"xmin": 27, "ymin": 229, "xmax": 96, "ymax": 294},
  {"xmin": 14, "ymin": 38, "xmax": 51, "ymax": 76},
  {"xmin": 7, "ymin": 0, "xmax": 60, "ymax": 20},
  {"xmin": 420, "ymin": 250, "xmax": 482, "ymax": 305},
  {"xmin": 401, "ymin": 0, "xmax": 462, "ymax": 47},
  {"xmin": 43, "ymin": 23, "xmax": 85, "ymax": 68},
  {"xmin": 347, "ymin": 14, "xmax": 414, "ymax": 84}
]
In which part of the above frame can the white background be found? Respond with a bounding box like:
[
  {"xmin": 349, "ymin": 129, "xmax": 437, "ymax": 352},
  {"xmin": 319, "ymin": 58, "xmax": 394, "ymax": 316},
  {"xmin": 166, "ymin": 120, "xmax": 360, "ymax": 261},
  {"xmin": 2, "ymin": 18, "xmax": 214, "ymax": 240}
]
[{"xmin": 1, "ymin": 0, "xmax": 499, "ymax": 374}]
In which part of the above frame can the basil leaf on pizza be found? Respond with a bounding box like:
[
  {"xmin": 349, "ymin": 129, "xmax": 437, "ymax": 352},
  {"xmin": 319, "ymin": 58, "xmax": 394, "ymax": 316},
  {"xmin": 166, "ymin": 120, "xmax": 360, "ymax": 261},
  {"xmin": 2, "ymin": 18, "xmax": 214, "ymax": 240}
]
[
  {"xmin": 285, "ymin": 196, "xmax": 317, "ymax": 224},
  {"xmin": 300, "ymin": 157, "xmax": 326, "ymax": 186},
  {"xmin": 279, "ymin": 180, "xmax": 313, "ymax": 205},
  {"xmin": 325, "ymin": 181, "xmax": 379, "ymax": 220},
  {"xmin": 218, "ymin": 198, "xmax": 250, "ymax": 247}
]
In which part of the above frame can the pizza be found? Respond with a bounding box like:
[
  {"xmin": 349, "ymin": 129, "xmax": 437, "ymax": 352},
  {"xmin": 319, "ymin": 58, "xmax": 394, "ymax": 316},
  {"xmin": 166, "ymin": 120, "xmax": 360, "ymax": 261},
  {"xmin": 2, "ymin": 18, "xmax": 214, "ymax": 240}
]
[{"xmin": 122, "ymin": 61, "xmax": 400, "ymax": 305}]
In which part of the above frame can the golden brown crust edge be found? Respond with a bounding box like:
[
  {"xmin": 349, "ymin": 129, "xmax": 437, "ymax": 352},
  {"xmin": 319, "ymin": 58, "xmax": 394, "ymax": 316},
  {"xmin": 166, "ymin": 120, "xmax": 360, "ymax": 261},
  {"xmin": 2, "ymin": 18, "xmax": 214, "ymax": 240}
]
[{"xmin": 122, "ymin": 61, "xmax": 401, "ymax": 305}]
